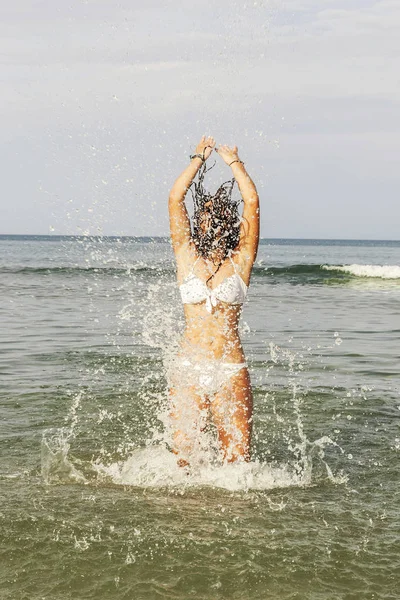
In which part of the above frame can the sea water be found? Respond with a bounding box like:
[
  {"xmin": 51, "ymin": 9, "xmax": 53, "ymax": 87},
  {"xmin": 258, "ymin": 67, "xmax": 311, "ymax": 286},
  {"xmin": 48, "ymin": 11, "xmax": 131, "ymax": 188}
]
[{"xmin": 1, "ymin": 235, "xmax": 399, "ymax": 599}]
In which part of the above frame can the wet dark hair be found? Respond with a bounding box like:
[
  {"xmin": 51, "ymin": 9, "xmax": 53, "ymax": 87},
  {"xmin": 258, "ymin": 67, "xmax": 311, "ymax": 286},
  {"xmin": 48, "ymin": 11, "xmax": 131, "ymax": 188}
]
[{"xmin": 189, "ymin": 160, "xmax": 242, "ymax": 277}]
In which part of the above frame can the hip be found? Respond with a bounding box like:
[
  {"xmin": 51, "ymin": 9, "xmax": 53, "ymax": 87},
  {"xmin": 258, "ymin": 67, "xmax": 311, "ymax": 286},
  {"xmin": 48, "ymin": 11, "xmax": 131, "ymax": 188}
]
[{"xmin": 166, "ymin": 354, "xmax": 249, "ymax": 396}]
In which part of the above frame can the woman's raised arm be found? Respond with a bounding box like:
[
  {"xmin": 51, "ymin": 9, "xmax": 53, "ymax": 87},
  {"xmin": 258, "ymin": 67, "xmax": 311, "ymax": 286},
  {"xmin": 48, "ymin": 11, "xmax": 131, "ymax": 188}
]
[
  {"xmin": 169, "ymin": 136, "xmax": 215, "ymax": 252},
  {"xmin": 215, "ymin": 145, "xmax": 260, "ymax": 265}
]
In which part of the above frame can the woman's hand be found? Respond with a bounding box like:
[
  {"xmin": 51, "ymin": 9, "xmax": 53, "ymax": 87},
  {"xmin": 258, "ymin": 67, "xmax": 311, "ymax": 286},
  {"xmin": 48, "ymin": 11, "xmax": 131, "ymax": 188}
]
[
  {"xmin": 215, "ymin": 144, "xmax": 240, "ymax": 166},
  {"xmin": 194, "ymin": 135, "xmax": 216, "ymax": 161}
]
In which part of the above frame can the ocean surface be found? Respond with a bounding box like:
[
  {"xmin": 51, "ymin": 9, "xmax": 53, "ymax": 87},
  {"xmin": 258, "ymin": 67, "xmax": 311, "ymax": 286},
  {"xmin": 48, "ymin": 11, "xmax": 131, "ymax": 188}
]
[{"xmin": 1, "ymin": 235, "xmax": 399, "ymax": 599}]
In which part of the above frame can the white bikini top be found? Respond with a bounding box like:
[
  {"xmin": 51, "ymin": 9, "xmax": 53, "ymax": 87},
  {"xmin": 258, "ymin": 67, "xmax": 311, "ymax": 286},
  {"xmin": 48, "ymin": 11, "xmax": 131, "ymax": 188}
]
[{"xmin": 179, "ymin": 256, "xmax": 247, "ymax": 313}]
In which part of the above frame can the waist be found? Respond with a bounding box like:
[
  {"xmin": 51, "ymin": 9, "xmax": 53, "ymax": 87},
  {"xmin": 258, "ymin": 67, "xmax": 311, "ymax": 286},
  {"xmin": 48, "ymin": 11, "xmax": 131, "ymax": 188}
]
[
  {"xmin": 179, "ymin": 332, "xmax": 245, "ymax": 362},
  {"xmin": 181, "ymin": 304, "xmax": 243, "ymax": 359}
]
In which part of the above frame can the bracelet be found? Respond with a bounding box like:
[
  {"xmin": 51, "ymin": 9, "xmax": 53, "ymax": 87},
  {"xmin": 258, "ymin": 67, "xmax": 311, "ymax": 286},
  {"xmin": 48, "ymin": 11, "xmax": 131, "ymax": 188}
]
[
  {"xmin": 229, "ymin": 159, "xmax": 244, "ymax": 167},
  {"xmin": 190, "ymin": 153, "xmax": 205, "ymax": 162},
  {"xmin": 189, "ymin": 153, "xmax": 206, "ymax": 162},
  {"xmin": 189, "ymin": 146, "xmax": 213, "ymax": 163}
]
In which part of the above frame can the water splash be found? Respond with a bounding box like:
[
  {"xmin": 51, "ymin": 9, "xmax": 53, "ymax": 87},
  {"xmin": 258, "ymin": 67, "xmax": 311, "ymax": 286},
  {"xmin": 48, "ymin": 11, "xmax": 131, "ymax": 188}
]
[
  {"xmin": 41, "ymin": 427, "xmax": 87, "ymax": 484},
  {"xmin": 93, "ymin": 446, "xmax": 311, "ymax": 491},
  {"xmin": 40, "ymin": 239, "xmax": 347, "ymax": 491}
]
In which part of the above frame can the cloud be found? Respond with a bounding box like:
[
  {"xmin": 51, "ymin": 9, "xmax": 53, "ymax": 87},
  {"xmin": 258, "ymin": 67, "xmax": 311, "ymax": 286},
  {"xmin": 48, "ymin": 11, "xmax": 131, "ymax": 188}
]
[{"xmin": 1, "ymin": 0, "xmax": 399, "ymax": 236}]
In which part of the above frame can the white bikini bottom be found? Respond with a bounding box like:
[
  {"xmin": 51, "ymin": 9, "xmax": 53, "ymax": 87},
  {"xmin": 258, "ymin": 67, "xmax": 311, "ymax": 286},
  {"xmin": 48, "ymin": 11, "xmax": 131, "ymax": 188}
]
[{"xmin": 168, "ymin": 357, "xmax": 248, "ymax": 396}]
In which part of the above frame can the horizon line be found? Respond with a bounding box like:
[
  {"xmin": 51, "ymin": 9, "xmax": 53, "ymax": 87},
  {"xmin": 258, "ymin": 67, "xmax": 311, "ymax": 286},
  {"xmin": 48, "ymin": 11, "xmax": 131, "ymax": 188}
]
[{"xmin": 0, "ymin": 234, "xmax": 399, "ymax": 243}]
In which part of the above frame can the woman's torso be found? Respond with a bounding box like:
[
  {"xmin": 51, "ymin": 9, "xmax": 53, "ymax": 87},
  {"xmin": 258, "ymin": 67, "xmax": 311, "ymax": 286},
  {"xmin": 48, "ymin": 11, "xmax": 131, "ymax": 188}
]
[{"xmin": 177, "ymin": 249, "xmax": 252, "ymax": 362}]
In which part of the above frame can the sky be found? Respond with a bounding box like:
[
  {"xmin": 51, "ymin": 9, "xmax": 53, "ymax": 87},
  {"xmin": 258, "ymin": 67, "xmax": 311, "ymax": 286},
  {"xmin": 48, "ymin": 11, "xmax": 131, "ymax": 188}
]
[{"xmin": 1, "ymin": 0, "xmax": 399, "ymax": 239}]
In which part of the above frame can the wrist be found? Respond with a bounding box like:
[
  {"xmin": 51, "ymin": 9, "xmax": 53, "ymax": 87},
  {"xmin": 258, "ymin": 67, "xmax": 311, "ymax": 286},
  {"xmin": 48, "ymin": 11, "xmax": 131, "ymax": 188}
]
[
  {"xmin": 229, "ymin": 159, "xmax": 245, "ymax": 168},
  {"xmin": 189, "ymin": 153, "xmax": 206, "ymax": 164}
]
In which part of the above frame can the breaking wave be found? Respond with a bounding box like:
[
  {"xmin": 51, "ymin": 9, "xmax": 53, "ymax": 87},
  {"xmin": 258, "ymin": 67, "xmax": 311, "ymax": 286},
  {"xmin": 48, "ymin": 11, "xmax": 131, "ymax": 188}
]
[
  {"xmin": 321, "ymin": 264, "xmax": 400, "ymax": 279},
  {"xmin": 4, "ymin": 262, "xmax": 400, "ymax": 279}
]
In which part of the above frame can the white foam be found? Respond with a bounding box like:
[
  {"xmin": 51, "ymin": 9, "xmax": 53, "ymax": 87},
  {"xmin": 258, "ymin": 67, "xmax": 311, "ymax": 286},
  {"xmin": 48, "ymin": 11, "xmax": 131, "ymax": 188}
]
[
  {"xmin": 322, "ymin": 264, "xmax": 400, "ymax": 279},
  {"xmin": 41, "ymin": 425, "xmax": 345, "ymax": 492},
  {"xmin": 93, "ymin": 445, "xmax": 312, "ymax": 492}
]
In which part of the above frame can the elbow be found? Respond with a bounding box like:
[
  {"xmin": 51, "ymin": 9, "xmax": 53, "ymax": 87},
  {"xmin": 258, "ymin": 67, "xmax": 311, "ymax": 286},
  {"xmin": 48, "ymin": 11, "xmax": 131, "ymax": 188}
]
[
  {"xmin": 245, "ymin": 194, "xmax": 259, "ymax": 205},
  {"xmin": 168, "ymin": 194, "xmax": 178, "ymax": 208},
  {"xmin": 169, "ymin": 192, "xmax": 184, "ymax": 206}
]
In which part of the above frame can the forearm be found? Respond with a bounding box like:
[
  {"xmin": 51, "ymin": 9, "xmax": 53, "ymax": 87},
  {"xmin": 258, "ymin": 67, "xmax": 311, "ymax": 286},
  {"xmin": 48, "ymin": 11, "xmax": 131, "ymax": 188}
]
[
  {"xmin": 169, "ymin": 157, "xmax": 204, "ymax": 200},
  {"xmin": 231, "ymin": 162, "xmax": 258, "ymax": 201}
]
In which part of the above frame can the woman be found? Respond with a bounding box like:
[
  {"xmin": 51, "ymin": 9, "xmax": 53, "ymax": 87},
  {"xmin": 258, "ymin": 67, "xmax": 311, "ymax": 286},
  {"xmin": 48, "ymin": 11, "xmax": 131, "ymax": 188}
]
[{"xmin": 168, "ymin": 135, "xmax": 259, "ymax": 468}]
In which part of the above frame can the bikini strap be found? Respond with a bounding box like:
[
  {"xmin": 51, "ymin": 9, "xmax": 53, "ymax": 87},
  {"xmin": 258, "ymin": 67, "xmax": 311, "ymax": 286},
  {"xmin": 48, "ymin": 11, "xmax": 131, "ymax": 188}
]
[
  {"xmin": 188, "ymin": 256, "xmax": 201, "ymax": 276},
  {"xmin": 229, "ymin": 256, "xmax": 237, "ymax": 273}
]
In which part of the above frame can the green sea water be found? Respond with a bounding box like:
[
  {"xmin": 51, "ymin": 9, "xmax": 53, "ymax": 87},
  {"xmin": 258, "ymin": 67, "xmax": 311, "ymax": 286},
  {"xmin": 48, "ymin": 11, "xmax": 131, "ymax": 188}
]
[{"xmin": 1, "ymin": 236, "xmax": 399, "ymax": 599}]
